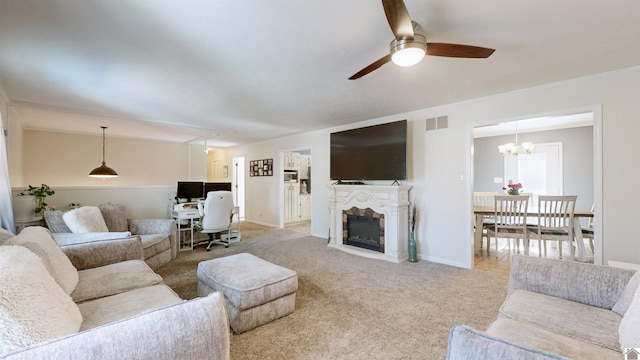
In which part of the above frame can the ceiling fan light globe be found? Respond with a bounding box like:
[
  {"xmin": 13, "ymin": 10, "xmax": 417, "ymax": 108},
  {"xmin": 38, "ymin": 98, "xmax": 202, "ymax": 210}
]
[
  {"xmin": 390, "ymin": 34, "xmax": 427, "ymax": 67},
  {"xmin": 392, "ymin": 48, "xmax": 425, "ymax": 67}
]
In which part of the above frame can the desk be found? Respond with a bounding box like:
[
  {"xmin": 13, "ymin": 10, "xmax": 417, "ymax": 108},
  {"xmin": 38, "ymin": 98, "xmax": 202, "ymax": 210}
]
[
  {"xmin": 170, "ymin": 206, "xmax": 241, "ymax": 251},
  {"xmin": 474, "ymin": 206, "xmax": 594, "ymax": 261},
  {"xmin": 170, "ymin": 208, "xmax": 200, "ymax": 251}
]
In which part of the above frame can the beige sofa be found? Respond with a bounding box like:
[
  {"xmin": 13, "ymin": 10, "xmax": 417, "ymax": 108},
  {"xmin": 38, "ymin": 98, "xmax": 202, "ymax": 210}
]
[
  {"xmin": 447, "ymin": 255, "xmax": 639, "ymax": 359},
  {"xmin": 0, "ymin": 226, "xmax": 229, "ymax": 359},
  {"xmin": 44, "ymin": 203, "xmax": 177, "ymax": 270}
]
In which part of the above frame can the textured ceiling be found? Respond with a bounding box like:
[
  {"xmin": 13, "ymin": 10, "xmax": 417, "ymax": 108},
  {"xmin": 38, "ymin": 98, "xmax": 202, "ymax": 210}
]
[{"xmin": 0, "ymin": 0, "xmax": 639, "ymax": 146}]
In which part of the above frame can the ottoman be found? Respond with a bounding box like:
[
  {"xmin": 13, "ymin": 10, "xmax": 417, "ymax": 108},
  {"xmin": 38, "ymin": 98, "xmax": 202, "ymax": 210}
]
[{"xmin": 197, "ymin": 253, "xmax": 298, "ymax": 334}]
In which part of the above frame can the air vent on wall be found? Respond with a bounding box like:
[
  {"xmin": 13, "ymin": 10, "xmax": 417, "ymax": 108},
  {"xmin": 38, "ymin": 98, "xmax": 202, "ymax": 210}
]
[{"xmin": 425, "ymin": 115, "xmax": 449, "ymax": 131}]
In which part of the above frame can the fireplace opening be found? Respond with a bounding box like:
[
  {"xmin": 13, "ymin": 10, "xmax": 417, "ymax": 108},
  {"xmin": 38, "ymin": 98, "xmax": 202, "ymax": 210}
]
[{"xmin": 343, "ymin": 208, "xmax": 384, "ymax": 253}]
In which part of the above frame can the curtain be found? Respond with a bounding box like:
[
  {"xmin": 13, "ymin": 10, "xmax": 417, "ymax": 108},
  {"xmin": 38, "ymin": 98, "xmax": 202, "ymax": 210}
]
[{"xmin": 0, "ymin": 125, "xmax": 15, "ymax": 233}]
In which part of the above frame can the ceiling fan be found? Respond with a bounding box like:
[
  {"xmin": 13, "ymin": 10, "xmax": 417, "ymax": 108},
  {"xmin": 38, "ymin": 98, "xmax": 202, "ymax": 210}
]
[{"xmin": 349, "ymin": 0, "xmax": 495, "ymax": 80}]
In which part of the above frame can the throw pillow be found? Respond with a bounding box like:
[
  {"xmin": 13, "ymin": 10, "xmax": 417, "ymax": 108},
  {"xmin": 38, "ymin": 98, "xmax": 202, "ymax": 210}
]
[
  {"xmin": 0, "ymin": 245, "xmax": 82, "ymax": 353},
  {"xmin": 98, "ymin": 203, "xmax": 128, "ymax": 232},
  {"xmin": 0, "ymin": 227, "xmax": 15, "ymax": 245},
  {"xmin": 63, "ymin": 206, "xmax": 109, "ymax": 233},
  {"xmin": 44, "ymin": 210, "xmax": 71, "ymax": 233},
  {"xmin": 619, "ymin": 282, "xmax": 640, "ymax": 351},
  {"xmin": 612, "ymin": 270, "xmax": 640, "ymax": 316},
  {"xmin": 5, "ymin": 227, "xmax": 79, "ymax": 295}
]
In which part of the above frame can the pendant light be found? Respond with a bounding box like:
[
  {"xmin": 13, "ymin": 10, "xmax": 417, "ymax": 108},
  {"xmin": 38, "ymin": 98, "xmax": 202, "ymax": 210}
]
[{"xmin": 89, "ymin": 126, "xmax": 118, "ymax": 178}]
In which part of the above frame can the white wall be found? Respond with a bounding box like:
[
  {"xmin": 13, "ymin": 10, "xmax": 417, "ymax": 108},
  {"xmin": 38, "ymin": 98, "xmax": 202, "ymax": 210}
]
[
  {"xmin": 207, "ymin": 149, "xmax": 230, "ymax": 182},
  {"xmin": 6, "ymin": 67, "xmax": 640, "ymax": 268},
  {"xmin": 19, "ymin": 130, "xmax": 190, "ymax": 187},
  {"xmin": 6, "ymin": 106, "xmax": 209, "ymax": 221},
  {"xmin": 6, "ymin": 104, "xmax": 198, "ymax": 188},
  {"xmin": 0, "ymin": 93, "xmax": 7, "ymax": 130},
  {"xmin": 224, "ymin": 130, "xmax": 330, "ymax": 235},
  {"xmin": 6, "ymin": 106, "xmax": 24, "ymax": 186},
  {"xmin": 230, "ymin": 66, "xmax": 640, "ymax": 268},
  {"xmin": 11, "ymin": 186, "xmax": 175, "ymax": 219}
]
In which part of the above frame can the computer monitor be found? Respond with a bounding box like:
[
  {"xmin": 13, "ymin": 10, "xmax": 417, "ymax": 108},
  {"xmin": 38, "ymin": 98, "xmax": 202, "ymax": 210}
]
[
  {"xmin": 204, "ymin": 182, "xmax": 232, "ymax": 195},
  {"xmin": 176, "ymin": 181, "xmax": 204, "ymax": 202}
]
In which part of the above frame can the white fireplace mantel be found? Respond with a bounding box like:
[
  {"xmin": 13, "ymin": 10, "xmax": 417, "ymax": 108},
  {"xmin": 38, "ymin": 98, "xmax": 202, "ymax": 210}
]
[{"xmin": 328, "ymin": 184, "xmax": 412, "ymax": 263}]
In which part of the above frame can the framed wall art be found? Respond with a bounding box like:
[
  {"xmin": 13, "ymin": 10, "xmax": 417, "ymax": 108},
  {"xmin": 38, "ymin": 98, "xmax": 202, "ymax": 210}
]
[{"xmin": 250, "ymin": 158, "xmax": 273, "ymax": 176}]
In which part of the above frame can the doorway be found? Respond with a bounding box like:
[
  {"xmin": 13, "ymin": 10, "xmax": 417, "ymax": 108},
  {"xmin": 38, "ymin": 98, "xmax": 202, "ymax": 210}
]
[
  {"xmin": 281, "ymin": 148, "xmax": 312, "ymax": 234},
  {"xmin": 233, "ymin": 156, "xmax": 245, "ymax": 219},
  {"xmin": 471, "ymin": 108, "xmax": 601, "ymax": 270}
]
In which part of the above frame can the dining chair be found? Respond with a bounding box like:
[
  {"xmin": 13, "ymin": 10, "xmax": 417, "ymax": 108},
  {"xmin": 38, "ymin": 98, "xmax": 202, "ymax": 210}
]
[
  {"xmin": 581, "ymin": 203, "xmax": 595, "ymax": 254},
  {"xmin": 529, "ymin": 195, "xmax": 577, "ymax": 260},
  {"xmin": 473, "ymin": 192, "xmax": 497, "ymax": 250},
  {"xmin": 486, "ymin": 195, "xmax": 531, "ymax": 257}
]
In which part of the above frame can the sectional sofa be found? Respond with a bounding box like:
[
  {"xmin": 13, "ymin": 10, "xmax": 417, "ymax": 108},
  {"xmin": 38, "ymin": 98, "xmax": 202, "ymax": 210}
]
[
  {"xmin": 44, "ymin": 203, "xmax": 177, "ymax": 270},
  {"xmin": 0, "ymin": 226, "xmax": 229, "ymax": 359}
]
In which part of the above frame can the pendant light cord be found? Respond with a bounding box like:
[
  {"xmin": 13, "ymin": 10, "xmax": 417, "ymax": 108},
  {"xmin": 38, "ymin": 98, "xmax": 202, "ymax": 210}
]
[{"xmin": 101, "ymin": 126, "xmax": 107, "ymax": 164}]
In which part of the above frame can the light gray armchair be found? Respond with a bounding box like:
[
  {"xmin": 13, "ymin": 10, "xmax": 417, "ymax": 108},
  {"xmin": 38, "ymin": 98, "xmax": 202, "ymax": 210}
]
[{"xmin": 447, "ymin": 255, "xmax": 637, "ymax": 359}]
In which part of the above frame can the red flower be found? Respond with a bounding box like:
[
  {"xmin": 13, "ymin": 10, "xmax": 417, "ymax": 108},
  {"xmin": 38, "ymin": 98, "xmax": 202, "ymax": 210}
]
[{"xmin": 508, "ymin": 183, "xmax": 522, "ymax": 189}]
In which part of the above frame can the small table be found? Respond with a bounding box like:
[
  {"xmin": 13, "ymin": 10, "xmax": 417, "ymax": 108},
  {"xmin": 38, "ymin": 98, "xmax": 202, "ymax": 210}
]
[
  {"xmin": 170, "ymin": 206, "xmax": 241, "ymax": 251},
  {"xmin": 474, "ymin": 206, "xmax": 594, "ymax": 261},
  {"xmin": 170, "ymin": 208, "xmax": 200, "ymax": 251},
  {"xmin": 15, "ymin": 217, "xmax": 43, "ymax": 233}
]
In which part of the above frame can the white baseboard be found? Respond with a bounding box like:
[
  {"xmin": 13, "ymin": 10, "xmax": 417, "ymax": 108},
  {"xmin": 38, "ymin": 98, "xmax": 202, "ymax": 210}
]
[
  {"xmin": 608, "ymin": 260, "xmax": 640, "ymax": 271},
  {"xmin": 422, "ymin": 254, "xmax": 470, "ymax": 269}
]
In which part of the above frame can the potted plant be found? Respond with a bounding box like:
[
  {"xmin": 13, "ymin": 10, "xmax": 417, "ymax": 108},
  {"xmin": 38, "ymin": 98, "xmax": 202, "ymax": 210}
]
[{"xmin": 15, "ymin": 184, "xmax": 55, "ymax": 219}]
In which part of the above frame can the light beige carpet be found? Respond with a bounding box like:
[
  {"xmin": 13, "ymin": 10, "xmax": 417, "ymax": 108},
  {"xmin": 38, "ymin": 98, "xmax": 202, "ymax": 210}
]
[{"xmin": 156, "ymin": 222, "xmax": 509, "ymax": 360}]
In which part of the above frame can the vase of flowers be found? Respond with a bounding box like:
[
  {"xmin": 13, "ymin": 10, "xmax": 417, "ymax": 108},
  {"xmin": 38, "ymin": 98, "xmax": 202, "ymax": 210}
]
[{"xmin": 502, "ymin": 183, "xmax": 523, "ymax": 195}]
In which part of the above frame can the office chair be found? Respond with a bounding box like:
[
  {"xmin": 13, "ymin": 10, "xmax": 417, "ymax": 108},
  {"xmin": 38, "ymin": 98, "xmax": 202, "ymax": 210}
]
[{"xmin": 197, "ymin": 190, "xmax": 235, "ymax": 251}]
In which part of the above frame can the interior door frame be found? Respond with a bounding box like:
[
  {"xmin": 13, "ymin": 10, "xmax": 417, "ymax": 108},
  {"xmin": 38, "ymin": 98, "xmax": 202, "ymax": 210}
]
[
  {"xmin": 232, "ymin": 156, "xmax": 245, "ymax": 219},
  {"xmin": 468, "ymin": 104, "xmax": 603, "ymax": 266},
  {"xmin": 279, "ymin": 147, "xmax": 312, "ymax": 229}
]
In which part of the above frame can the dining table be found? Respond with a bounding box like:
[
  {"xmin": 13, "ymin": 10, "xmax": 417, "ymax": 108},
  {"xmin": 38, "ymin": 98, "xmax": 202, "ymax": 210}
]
[{"xmin": 473, "ymin": 206, "xmax": 594, "ymax": 261}]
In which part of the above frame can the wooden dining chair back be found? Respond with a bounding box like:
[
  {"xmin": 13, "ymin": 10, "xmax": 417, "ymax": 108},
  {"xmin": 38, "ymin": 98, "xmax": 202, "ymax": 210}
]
[
  {"xmin": 473, "ymin": 192, "xmax": 497, "ymax": 250},
  {"xmin": 531, "ymin": 195, "xmax": 577, "ymax": 260},
  {"xmin": 473, "ymin": 192, "xmax": 497, "ymax": 207},
  {"xmin": 486, "ymin": 195, "xmax": 530, "ymax": 257},
  {"xmin": 581, "ymin": 203, "xmax": 595, "ymax": 254}
]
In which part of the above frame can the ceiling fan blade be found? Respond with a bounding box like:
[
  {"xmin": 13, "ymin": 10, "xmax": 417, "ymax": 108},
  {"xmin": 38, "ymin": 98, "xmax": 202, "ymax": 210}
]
[
  {"xmin": 349, "ymin": 54, "xmax": 392, "ymax": 80},
  {"xmin": 426, "ymin": 43, "xmax": 495, "ymax": 58},
  {"xmin": 382, "ymin": 0, "xmax": 414, "ymax": 39}
]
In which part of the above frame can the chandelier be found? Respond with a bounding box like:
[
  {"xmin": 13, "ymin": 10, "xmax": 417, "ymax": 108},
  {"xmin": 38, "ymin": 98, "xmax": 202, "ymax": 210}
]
[{"xmin": 497, "ymin": 121, "xmax": 534, "ymax": 156}]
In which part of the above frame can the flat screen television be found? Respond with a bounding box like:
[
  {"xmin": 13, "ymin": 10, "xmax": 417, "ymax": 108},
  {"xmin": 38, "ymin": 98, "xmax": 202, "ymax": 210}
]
[
  {"xmin": 330, "ymin": 120, "xmax": 407, "ymax": 181},
  {"xmin": 204, "ymin": 182, "xmax": 232, "ymax": 194},
  {"xmin": 176, "ymin": 181, "xmax": 203, "ymax": 202}
]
